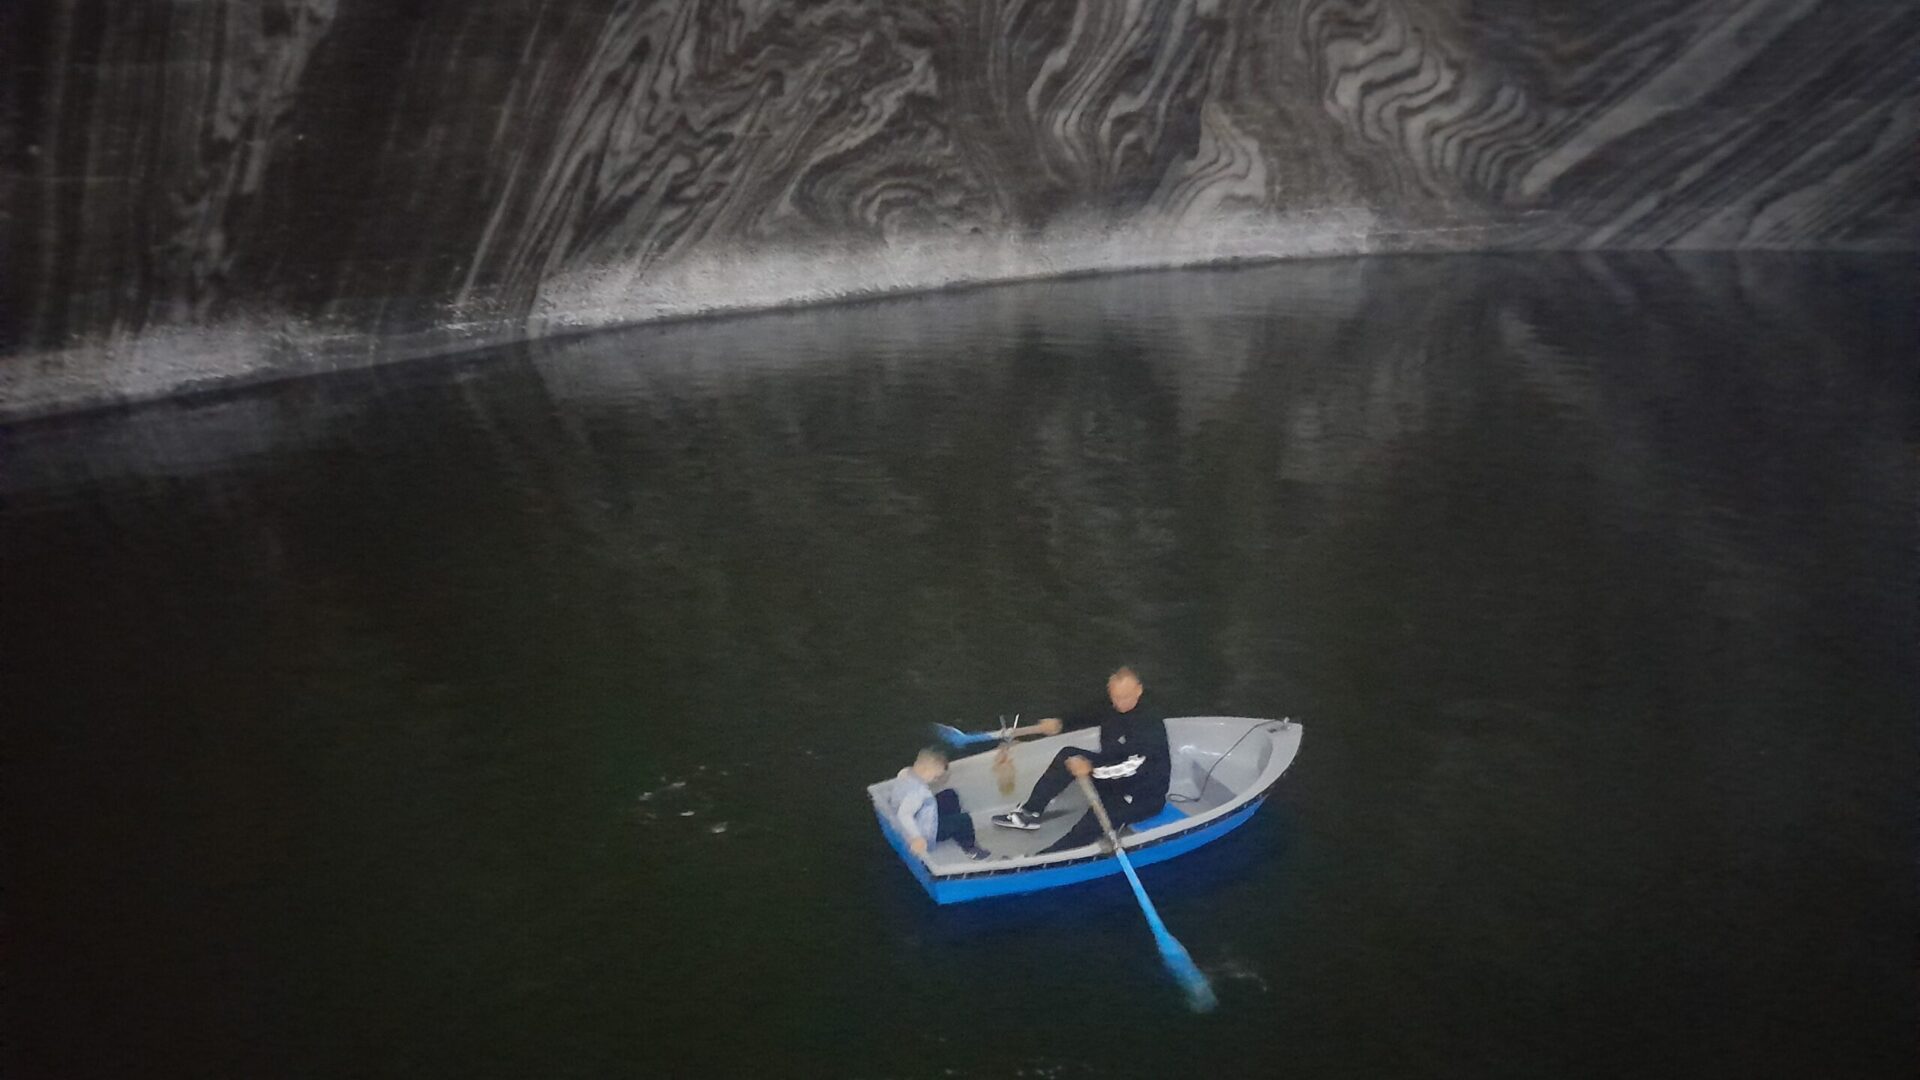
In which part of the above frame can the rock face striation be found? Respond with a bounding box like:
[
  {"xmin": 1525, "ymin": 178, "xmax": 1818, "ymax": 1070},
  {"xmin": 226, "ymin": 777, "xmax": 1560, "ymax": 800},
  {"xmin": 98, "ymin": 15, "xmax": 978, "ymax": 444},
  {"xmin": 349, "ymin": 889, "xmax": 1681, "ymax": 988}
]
[{"xmin": 4, "ymin": 0, "xmax": 1916, "ymax": 418}]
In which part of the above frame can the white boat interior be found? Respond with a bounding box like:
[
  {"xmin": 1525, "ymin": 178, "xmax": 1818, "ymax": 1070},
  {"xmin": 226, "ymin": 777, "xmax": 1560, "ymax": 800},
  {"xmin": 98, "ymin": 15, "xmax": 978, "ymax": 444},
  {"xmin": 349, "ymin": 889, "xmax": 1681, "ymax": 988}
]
[{"xmin": 876, "ymin": 716, "xmax": 1301, "ymax": 872}]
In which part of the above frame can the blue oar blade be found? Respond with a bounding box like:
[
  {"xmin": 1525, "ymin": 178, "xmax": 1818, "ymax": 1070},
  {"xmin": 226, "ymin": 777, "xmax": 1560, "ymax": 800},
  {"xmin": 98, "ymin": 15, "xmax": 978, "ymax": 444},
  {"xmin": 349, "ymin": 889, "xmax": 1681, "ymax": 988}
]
[
  {"xmin": 1115, "ymin": 847, "xmax": 1219, "ymax": 1013},
  {"xmin": 1156, "ymin": 935, "xmax": 1219, "ymax": 1013},
  {"xmin": 928, "ymin": 722, "xmax": 998, "ymax": 747}
]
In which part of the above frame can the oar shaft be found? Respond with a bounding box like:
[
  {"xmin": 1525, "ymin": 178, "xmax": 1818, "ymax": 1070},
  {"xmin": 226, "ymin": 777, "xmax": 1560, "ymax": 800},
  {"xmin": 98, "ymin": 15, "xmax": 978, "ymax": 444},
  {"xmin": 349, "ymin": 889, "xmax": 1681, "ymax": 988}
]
[
  {"xmin": 1078, "ymin": 776, "xmax": 1122, "ymax": 838},
  {"xmin": 1076, "ymin": 777, "xmax": 1159, "ymax": 916},
  {"xmin": 932, "ymin": 720, "xmax": 1057, "ymax": 747},
  {"xmin": 1076, "ymin": 774, "xmax": 1218, "ymax": 1013}
]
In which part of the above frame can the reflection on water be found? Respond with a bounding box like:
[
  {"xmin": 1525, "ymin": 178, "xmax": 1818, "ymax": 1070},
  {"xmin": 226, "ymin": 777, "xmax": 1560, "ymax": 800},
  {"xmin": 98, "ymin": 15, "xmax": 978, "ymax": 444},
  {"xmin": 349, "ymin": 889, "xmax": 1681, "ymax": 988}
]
[{"xmin": 3, "ymin": 254, "xmax": 1913, "ymax": 1079}]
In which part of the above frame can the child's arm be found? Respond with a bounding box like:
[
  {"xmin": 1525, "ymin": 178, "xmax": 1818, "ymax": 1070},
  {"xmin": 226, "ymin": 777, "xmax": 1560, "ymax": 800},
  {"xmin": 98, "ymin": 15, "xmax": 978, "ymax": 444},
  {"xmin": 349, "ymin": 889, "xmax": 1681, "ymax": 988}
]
[{"xmin": 895, "ymin": 788, "xmax": 932, "ymax": 857}]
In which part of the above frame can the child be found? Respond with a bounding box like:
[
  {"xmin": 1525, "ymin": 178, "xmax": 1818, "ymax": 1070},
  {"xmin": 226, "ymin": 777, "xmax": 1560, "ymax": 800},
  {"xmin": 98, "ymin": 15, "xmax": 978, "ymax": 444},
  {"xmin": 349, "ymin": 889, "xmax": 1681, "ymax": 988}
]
[{"xmin": 878, "ymin": 747, "xmax": 991, "ymax": 861}]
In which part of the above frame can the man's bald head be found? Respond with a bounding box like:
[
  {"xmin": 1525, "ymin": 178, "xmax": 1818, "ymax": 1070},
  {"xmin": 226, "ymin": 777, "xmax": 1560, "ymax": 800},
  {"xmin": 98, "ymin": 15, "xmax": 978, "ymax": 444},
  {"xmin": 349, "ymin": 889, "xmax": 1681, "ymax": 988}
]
[{"xmin": 1107, "ymin": 667, "xmax": 1143, "ymax": 712}]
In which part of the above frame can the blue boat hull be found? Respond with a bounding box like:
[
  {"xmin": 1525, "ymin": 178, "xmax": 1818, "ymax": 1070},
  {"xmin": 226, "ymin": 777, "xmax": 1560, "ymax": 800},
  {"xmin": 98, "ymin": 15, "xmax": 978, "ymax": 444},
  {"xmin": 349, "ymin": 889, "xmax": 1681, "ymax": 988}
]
[{"xmin": 876, "ymin": 796, "xmax": 1267, "ymax": 904}]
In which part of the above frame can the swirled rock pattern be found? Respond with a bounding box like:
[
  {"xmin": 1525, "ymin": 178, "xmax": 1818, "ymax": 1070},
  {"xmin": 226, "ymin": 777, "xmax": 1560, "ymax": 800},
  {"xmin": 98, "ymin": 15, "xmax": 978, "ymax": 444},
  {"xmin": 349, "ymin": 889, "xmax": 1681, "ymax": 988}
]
[{"xmin": 4, "ymin": 0, "xmax": 1916, "ymax": 418}]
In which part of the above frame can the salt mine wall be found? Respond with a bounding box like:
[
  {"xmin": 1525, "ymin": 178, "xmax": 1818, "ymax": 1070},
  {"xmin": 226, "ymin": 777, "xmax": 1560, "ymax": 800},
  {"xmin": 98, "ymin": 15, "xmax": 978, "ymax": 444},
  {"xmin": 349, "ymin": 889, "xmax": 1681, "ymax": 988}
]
[{"xmin": 4, "ymin": 0, "xmax": 1916, "ymax": 419}]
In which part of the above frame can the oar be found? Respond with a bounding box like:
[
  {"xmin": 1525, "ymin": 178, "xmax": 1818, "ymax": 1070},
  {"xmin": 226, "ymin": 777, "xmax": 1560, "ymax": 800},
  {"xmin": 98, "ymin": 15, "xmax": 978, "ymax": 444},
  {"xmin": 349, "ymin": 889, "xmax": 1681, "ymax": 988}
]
[
  {"xmin": 1076, "ymin": 774, "xmax": 1219, "ymax": 1013},
  {"xmin": 929, "ymin": 718, "xmax": 1051, "ymax": 748},
  {"xmin": 929, "ymin": 722, "xmax": 1000, "ymax": 747}
]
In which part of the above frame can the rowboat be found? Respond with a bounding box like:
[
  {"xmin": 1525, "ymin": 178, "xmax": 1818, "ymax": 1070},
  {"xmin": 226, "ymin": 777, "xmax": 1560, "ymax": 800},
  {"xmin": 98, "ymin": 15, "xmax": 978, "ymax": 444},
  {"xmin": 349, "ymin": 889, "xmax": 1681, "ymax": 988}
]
[{"xmin": 868, "ymin": 716, "xmax": 1302, "ymax": 904}]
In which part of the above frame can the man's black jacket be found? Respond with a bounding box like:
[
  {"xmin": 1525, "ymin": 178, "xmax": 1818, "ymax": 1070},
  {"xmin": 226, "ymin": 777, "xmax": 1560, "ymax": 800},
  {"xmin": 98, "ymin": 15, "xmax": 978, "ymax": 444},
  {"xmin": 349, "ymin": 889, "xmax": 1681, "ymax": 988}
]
[{"xmin": 1059, "ymin": 693, "xmax": 1171, "ymax": 804}]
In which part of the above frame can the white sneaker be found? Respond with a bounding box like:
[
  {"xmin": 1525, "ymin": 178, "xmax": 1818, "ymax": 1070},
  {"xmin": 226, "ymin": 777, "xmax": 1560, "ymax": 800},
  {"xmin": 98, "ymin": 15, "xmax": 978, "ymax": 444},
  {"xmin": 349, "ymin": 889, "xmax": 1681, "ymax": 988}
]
[{"xmin": 991, "ymin": 809, "xmax": 1043, "ymax": 830}]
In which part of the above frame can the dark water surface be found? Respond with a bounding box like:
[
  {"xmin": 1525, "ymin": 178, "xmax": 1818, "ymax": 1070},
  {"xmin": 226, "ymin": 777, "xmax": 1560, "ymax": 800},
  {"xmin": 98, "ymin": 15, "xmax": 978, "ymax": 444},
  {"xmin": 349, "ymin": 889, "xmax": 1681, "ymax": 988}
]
[{"xmin": 3, "ymin": 255, "xmax": 1914, "ymax": 1079}]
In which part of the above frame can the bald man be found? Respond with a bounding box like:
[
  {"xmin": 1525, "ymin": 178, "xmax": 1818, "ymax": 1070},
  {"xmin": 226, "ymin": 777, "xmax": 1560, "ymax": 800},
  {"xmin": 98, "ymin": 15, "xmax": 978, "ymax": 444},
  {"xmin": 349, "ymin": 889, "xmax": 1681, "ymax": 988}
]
[{"xmin": 991, "ymin": 667, "xmax": 1172, "ymax": 853}]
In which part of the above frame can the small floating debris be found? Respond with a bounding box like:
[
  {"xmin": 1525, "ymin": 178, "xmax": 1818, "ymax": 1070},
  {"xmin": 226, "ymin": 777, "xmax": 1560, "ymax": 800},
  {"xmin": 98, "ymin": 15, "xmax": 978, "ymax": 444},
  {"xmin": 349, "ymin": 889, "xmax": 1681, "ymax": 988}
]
[
  {"xmin": 665, "ymin": 780, "xmax": 686, "ymax": 791},
  {"xmin": 679, "ymin": 810, "xmax": 696, "ymax": 817},
  {"xmin": 1211, "ymin": 958, "xmax": 1271, "ymax": 992},
  {"xmin": 708, "ymin": 822, "xmax": 728, "ymax": 834},
  {"xmin": 638, "ymin": 791, "xmax": 654, "ymax": 801}
]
